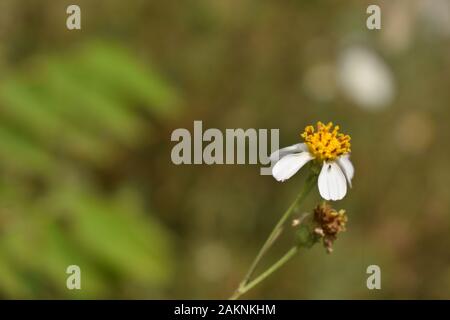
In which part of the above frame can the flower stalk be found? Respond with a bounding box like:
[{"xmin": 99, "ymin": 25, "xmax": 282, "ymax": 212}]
[
  {"xmin": 230, "ymin": 181, "xmax": 349, "ymax": 299},
  {"xmin": 230, "ymin": 121, "xmax": 352, "ymax": 300},
  {"xmin": 230, "ymin": 173, "xmax": 317, "ymax": 300},
  {"xmin": 229, "ymin": 246, "xmax": 299, "ymax": 300}
]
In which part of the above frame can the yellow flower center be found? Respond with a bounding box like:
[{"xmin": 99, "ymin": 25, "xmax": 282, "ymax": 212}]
[{"xmin": 301, "ymin": 121, "xmax": 351, "ymax": 162}]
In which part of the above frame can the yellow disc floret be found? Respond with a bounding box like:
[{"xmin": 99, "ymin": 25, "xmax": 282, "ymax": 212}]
[{"xmin": 301, "ymin": 121, "xmax": 351, "ymax": 162}]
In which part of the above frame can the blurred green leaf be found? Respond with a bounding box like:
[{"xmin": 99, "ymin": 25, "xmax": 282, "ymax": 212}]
[
  {"xmin": 0, "ymin": 125, "xmax": 55, "ymax": 174},
  {"xmin": 77, "ymin": 42, "xmax": 180, "ymax": 117},
  {"xmin": 61, "ymin": 188, "xmax": 174, "ymax": 287},
  {"xmin": 0, "ymin": 40, "xmax": 181, "ymax": 298}
]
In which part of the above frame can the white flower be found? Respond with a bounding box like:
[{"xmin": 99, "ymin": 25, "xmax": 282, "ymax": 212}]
[
  {"xmin": 338, "ymin": 46, "xmax": 395, "ymax": 111},
  {"xmin": 271, "ymin": 122, "xmax": 354, "ymax": 201}
]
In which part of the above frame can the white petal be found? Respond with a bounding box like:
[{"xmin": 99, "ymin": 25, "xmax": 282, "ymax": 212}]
[
  {"xmin": 337, "ymin": 154, "xmax": 354, "ymax": 187},
  {"xmin": 318, "ymin": 161, "xmax": 347, "ymax": 201},
  {"xmin": 338, "ymin": 46, "xmax": 394, "ymax": 110},
  {"xmin": 272, "ymin": 152, "xmax": 314, "ymax": 182},
  {"xmin": 270, "ymin": 143, "xmax": 308, "ymax": 163}
]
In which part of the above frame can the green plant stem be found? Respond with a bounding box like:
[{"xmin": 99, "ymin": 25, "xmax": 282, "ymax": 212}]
[
  {"xmin": 230, "ymin": 173, "xmax": 316, "ymax": 299},
  {"xmin": 229, "ymin": 246, "xmax": 299, "ymax": 300}
]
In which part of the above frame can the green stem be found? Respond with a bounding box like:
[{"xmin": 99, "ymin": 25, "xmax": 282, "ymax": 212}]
[
  {"xmin": 230, "ymin": 173, "xmax": 316, "ymax": 299},
  {"xmin": 230, "ymin": 246, "xmax": 299, "ymax": 300}
]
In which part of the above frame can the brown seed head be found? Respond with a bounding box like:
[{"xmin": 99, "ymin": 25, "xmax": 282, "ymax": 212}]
[{"xmin": 313, "ymin": 202, "xmax": 348, "ymax": 253}]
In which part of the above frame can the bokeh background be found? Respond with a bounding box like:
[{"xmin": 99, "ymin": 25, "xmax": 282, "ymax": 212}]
[{"xmin": 0, "ymin": 0, "xmax": 449, "ymax": 299}]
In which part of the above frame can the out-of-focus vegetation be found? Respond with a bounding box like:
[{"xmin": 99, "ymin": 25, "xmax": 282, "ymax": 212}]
[
  {"xmin": 0, "ymin": 40, "xmax": 178, "ymax": 297},
  {"xmin": 0, "ymin": 0, "xmax": 449, "ymax": 299}
]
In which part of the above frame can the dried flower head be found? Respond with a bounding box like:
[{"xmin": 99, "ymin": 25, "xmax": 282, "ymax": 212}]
[{"xmin": 313, "ymin": 202, "xmax": 347, "ymax": 253}]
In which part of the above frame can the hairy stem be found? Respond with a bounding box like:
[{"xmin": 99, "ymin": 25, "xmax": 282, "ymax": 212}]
[
  {"xmin": 230, "ymin": 173, "xmax": 316, "ymax": 299},
  {"xmin": 230, "ymin": 246, "xmax": 299, "ymax": 300}
]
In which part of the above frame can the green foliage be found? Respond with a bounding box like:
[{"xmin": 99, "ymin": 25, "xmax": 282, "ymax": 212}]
[{"xmin": 0, "ymin": 42, "xmax": 180, "ymax": 298}]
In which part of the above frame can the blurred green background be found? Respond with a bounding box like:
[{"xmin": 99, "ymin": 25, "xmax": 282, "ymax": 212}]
[{"xmin": 0, "ymin": 0, "xmax": 449, "ymax": 299}]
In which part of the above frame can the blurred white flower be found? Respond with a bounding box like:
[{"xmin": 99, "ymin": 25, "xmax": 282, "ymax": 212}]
[
  {"xmin": 271, "ymin": 122, "xmax": 354, "ymax": 201},
  {"xmin": 338, "ymin": 46, "xmax": 395, "ymax": 111}
]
